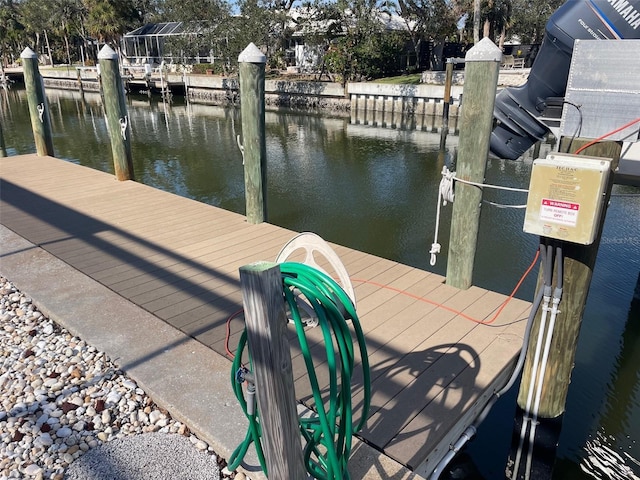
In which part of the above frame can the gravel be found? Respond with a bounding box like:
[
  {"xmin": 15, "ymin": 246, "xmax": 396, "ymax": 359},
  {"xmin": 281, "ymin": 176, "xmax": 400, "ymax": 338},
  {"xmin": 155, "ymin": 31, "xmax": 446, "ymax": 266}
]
[
  {"xmin": 63, "ymin": 434, "xmax": 220, "ymax": 480},
  {"xmin": 0, "ymin": 277, "xmax": 229, "ymax": 480}
]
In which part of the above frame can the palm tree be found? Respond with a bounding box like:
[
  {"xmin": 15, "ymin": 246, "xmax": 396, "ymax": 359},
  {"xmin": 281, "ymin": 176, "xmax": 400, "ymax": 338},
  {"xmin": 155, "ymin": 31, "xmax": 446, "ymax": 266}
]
[{"xmin": 83, "ymin": 0, "xmax": 141, "ymax": 46}]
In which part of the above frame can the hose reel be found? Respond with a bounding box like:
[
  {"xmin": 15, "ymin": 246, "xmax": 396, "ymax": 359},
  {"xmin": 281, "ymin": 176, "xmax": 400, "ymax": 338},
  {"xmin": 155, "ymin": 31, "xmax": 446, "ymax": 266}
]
[{"xmin": 228, "ymin": 233, "xmax": 370, "ymax": 479}]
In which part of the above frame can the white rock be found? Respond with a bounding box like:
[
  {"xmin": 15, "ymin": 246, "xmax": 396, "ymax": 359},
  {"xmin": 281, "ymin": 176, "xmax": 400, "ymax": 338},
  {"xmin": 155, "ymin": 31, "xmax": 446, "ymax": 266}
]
[
  {"xmin": 156, "ymin": 418, "xmax": 168, "ymax": 428},
  {"xmin": 50, "ymin": 382, "xmax": 63, "ymax": 392},
  {"xmin": 106, "ymin": 392, "xmax": 121, "ymax": 405},
  {"xmin": 72, "ymin": 421, "xmax": 85, "ymax": 431},
  {"xmin": 23, "ymin": 463, "xmax": 43, "ymax": 476},
  {"xmin": 43, "ymin": 378, "xmax": 58, "ymax": 388},
  {"xmin": 101, "ymin": 410, "xmax": 111, "ymax": 425},
  {"xmin": 35, "ymin": 413, "xmax": 48, "ymax": 426},
  {"xmin": 0, "ymin": 279, "xmax": 220, "ymax": 480},
  {"xmin": 148, "ymin": 410, "xmax": 163, "ymax": 424},
  {"xmin": 34, "ymin": 433, "xmax": 53, "ymax": 448},
  {"xmin": 55, "ymin": 427, "xmax": 72, "ymax": 438},
  {"xmin": 122, "ymin": 379, "xmax": 137, "ymax": 390}
]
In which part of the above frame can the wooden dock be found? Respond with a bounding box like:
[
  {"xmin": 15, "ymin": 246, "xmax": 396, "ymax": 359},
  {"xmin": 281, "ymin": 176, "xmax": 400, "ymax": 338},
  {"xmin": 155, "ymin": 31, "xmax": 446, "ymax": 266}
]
[{"xmin": 0, "ymin": 154, "xmax": 531, "ymax": 477}]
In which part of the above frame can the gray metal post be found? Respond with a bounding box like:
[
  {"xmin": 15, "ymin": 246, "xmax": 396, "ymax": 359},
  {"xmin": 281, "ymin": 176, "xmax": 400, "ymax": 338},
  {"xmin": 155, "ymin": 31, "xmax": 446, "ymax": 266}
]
[
  {"xmin": 446, "ymin": 38, "xmax": 501, "ymax": 289},
  {"xmin": 20, "ymin": 47, "xmax": 54, "ymax": 157},
  {"xmin": 238, "ymin": 43, "xmax": 267, "ymax": 224},
  {"xmin": 98, "ymin": 45, "xmax": 134, "ymax": 181}
]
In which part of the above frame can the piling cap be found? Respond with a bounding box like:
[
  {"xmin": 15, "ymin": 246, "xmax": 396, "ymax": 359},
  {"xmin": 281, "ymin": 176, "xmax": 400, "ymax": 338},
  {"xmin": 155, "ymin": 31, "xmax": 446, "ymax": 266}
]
[
  {"xmin": 465, "ymin": 37, "xmax": 502, "ymax": 62},
  {"xmin": 238, "ymin": 43, "xmax": 266, "ymax": 64},
  {"xmin": 98, "ymin": 45, "xmax": 118, "ymax": 60},
  {"xmin": 20, "ymin": 47, "xmax": 37, "ymax": 59}
]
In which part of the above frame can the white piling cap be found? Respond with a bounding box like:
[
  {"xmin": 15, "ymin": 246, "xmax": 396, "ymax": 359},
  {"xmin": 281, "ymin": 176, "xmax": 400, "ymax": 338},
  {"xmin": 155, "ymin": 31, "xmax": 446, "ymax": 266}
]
[
  {"xmin": 98, "ymin": 45, "xmax": 118, "ymax": 60},
  {"xmin": 20, "ymin": 47, "xmax": 37, "ymax": 59},
  {"xmin": 238, "ymin": 43, "xmax": 266, "ymax": 64},
  {"xmin": 465, "ymin": 37, "xmax": 502, "ymax": 62}
]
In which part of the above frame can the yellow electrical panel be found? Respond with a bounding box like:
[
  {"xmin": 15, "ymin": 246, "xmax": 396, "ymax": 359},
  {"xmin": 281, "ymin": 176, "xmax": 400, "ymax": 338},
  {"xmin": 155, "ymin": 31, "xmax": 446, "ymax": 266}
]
[{"xmin": 523, "ymin": 153, "xmax": 611, "ymax": 245}]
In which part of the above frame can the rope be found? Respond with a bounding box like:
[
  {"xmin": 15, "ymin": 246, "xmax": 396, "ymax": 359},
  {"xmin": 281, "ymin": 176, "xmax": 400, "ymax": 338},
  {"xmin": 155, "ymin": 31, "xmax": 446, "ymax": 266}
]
[
  {"xmin": 429, "ymin": 166, "xmax": 529, "ymax": 266},
  {"xmin": 454, "ymin": 175, "xmax": 529, "ymax": 192},
  {"xmin": 430, "ymin": 166, "xmax": 455, "ymax": 266},
  {"xmin": 228, "ymin": 262, "xmax": 370, "ymax": 479}
]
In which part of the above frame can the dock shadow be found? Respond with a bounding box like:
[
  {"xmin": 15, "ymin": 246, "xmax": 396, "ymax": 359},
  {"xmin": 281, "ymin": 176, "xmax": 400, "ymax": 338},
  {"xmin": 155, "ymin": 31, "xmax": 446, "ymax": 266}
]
[
  {"xmin": 0, "ymin": 180, "xmax": 244, "ymax": 360},
  {"xmin": 359, "ymin": 342, "xmax": 481, "ymax": 469}
]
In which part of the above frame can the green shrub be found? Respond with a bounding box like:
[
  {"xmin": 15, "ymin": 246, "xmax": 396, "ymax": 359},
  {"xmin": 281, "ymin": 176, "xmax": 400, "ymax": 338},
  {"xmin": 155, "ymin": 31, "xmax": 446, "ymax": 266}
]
[{"xmin": 191, "ymin": 63, "xmax": 224, "ymax": 75}]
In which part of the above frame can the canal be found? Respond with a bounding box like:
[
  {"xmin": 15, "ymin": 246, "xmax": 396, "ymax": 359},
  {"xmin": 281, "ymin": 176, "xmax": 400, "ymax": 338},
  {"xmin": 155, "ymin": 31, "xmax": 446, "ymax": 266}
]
[{"xmin": 2, "ymin": 87, "xmax": 639, "ymax": 479}]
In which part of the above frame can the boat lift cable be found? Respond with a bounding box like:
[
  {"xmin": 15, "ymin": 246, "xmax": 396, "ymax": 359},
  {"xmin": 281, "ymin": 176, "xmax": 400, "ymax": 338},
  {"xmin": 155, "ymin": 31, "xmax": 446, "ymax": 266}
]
[{"xmin": 227, "ymin": 262, "xmax": 371, "ymax": 480}]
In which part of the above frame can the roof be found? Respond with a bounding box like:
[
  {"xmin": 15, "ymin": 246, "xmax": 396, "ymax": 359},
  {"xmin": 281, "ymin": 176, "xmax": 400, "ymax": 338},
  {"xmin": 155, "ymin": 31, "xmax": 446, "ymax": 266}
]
[{"xmin": 124, "ymin": 22, "xmax": 189, "ymax": 37}]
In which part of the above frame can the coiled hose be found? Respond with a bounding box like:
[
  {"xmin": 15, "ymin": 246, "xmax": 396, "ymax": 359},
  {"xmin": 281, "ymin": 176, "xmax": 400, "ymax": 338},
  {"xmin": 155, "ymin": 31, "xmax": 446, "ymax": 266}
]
[{"xmin": 228, "ymin": 262, "xmax": 371, "ymax": 479}]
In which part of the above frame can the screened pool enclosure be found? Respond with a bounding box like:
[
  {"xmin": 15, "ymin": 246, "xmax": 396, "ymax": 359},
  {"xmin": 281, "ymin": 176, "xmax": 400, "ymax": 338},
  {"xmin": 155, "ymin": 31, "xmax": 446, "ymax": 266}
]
[{"xmin": 121, "ymin": 22, "xmax": 215, "ymax": 65}]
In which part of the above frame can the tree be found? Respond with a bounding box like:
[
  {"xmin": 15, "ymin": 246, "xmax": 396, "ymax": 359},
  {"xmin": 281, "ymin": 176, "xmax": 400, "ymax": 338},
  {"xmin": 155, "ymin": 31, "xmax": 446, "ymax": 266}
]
[
  {"xmin": 18, "ymin": 0, "xmax": 55, "ymax": 58},
  {"xmin": 0, "ymin": 0, "xmax": 25, "ymax": 66},
  {"xmin": 83, "ymin": 0, "xmax": 142, "ymax": 46},
  {"xmin": 508, "ymin": 0, "xmax": 562, "ymax": 43},
  {"xmin": 161, "ymin": 0, "xmax": 234, "ymax": 70},
  {"xmin": 323, "ymin": 0, "xmax": 408, "ymax": 83},
  {"xmin": 394, "ymin": 0, "xmax": 457, "ymax": 70},
  {"xmin": 49, "ymin": 0, "xmax": 85, "ymax": 65},
  {"xmin": 259, "ymin": 0, "xmax": 301, "ymax": 67},
  {"xmin": 453, "ymin": 0, "xmax": 562, "ymax": 45},
  {"xmin": 236, "ymin": 0, "xmax": 273, "ymax": 57},
  {"xmin": 482, "ymin": 0, "xmax": 511, "ymax": 48}
]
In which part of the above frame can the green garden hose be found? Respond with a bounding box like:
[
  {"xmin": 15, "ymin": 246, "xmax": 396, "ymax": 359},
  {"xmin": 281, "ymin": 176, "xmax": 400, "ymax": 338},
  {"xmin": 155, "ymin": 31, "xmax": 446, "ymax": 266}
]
[{"xmin": 228, "ymin": 262, "xmax": 371, "ymax": 479}]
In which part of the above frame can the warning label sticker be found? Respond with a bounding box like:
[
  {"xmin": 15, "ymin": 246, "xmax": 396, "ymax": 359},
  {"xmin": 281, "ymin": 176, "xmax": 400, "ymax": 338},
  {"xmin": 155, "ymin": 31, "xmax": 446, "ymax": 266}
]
[{"xmin": 540, "ymin": 198, "xmax": 580, "ymax": 227}]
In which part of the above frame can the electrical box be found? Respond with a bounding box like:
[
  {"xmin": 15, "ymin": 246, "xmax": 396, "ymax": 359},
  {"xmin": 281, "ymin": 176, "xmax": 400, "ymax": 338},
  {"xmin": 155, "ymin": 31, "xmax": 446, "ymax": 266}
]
[{"xmin": 523, "ymin": 153, "xmax": 611, "ymax": 245}]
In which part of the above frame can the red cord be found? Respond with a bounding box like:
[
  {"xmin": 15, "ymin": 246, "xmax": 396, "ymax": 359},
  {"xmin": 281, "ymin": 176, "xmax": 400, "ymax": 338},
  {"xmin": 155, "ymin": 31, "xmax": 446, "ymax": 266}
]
[
  {"xmin": 223, "ymin": 249, "xmax": 541, "ymax": 358},
  {"xmin": 222, "ymin": 118, "xmax": 640, "ymax": 357},
  {"xmin": 353, "ymin": 249, "xmax": 540, "ymax": 326},
  {"xmin": 225, "ymin": 308, "xmax": 244, "ymax": 360},
  {"xmin": 574, "ymin": 117, "xmax": 640, "ymax": 155}
]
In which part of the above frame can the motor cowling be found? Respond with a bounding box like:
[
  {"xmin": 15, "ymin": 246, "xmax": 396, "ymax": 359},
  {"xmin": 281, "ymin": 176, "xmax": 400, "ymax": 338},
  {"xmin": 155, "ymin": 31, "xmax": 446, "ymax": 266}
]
[{"xmin": 490, "ymin": 0, "xmax": 640, "ymax": 160}]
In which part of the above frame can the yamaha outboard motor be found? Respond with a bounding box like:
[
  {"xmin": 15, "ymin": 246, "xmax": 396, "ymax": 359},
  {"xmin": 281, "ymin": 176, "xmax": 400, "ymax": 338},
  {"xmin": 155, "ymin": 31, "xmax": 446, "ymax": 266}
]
[{"xmin": 490, "ymin": 0, "xmax": 640, "ymax": 160}]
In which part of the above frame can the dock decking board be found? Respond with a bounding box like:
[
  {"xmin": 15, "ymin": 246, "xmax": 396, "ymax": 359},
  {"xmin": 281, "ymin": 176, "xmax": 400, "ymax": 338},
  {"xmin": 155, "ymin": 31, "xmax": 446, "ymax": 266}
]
[{"xmin": 0, "ymin": 154, "xmax": 531, "ymax": 474}]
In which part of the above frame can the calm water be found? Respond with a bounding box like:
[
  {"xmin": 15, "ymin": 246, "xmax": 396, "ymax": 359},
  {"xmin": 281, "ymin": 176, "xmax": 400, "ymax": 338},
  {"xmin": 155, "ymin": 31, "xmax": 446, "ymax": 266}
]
[{"xmin": 2, "ymin": 87, "xmax": 639, "ymax": 479}]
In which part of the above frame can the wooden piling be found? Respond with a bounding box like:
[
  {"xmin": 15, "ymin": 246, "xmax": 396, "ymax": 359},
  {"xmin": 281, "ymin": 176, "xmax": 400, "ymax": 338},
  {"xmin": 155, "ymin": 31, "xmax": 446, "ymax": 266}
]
[
  {"xmin": 442, "ymin": 59, "xmax": 454, "ymax": 133},
  {"xmin": 238, "ymin": 43, "xmax": 267, "ymax": 224},
  {"xmin": 446, "ymin": 38, "xmax": 501, "ymax": 290},
  {"xmin": 517, "ymin": 139, "xmax": 622, "ymax": 418},
  {"xmin": 239, "ymin": 261, "xmax": 306, "ymax": 479},
  {"xmin": 0, "ymin": 117, "xmax": 6, "ymax": 157},
  {"xmin": 20, "ymin": 47, "xmax": 54, "ymax": 157},
  {"xmin": 98, "ymin": 45, "xmax": 134, "ymax": 181},
  {"xmin": 76, "ymin": 68, "xmax": 85, "ymax": 97}
]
